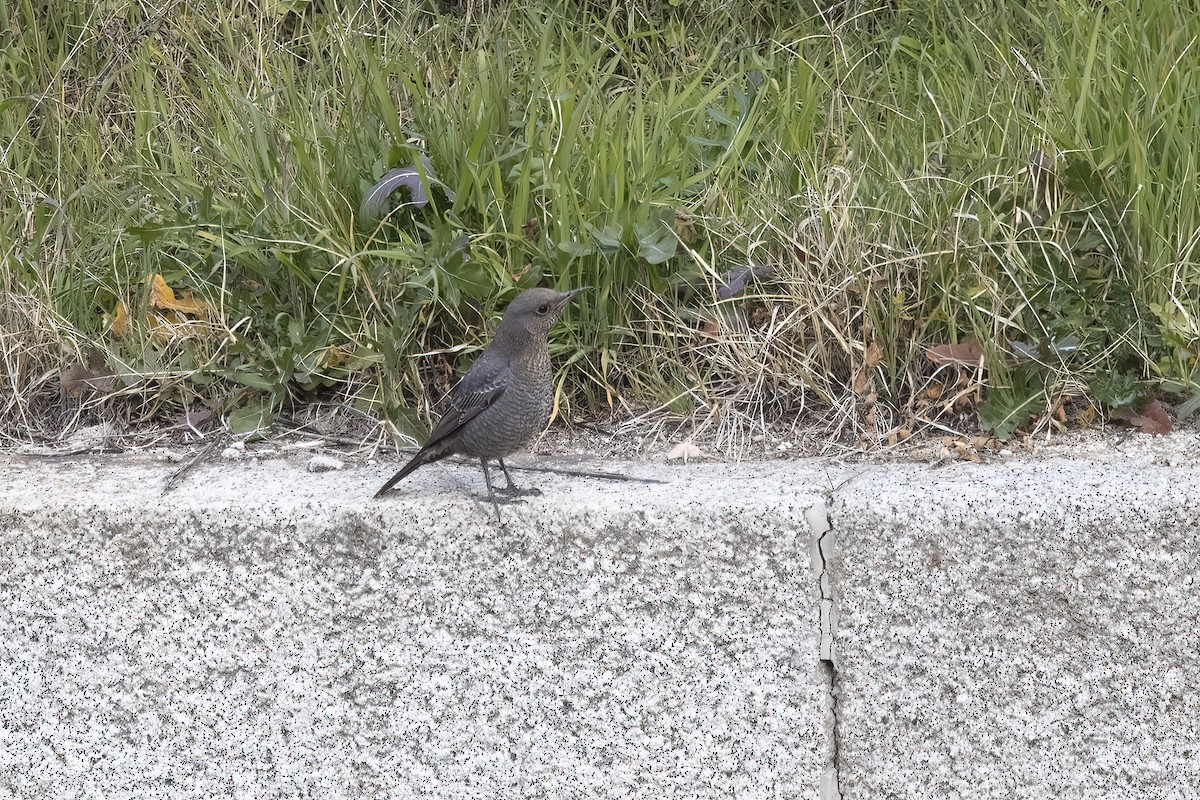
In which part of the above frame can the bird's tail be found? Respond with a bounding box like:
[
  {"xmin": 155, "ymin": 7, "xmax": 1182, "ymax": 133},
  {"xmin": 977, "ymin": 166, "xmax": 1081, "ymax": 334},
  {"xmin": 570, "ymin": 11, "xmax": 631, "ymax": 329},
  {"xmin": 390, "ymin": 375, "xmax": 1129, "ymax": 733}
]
[{"xmin": 373, "ymin": 449, "xmax": 434, "ymax": 498}]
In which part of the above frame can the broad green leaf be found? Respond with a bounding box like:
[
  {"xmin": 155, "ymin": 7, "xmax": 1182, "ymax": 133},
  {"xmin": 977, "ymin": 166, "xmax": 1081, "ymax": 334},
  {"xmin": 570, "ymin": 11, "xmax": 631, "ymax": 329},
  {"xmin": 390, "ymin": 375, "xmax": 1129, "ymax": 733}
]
[
  {"xmin": 557, "ymin": 239, "xmax": 595, "ymax": 258},
  {"xmin": 634, "ymin": 220, "xmax": 677, "ymax": 265},
  {"xmin": 227, "ymin": 405, "xmax": 275, "ymax": 437},
  {"xmin": 585, "ymin": 223, "xmax": 623, "ymax": 251},
  {"xmin": 979, "ymin": 389, "xmax": 1042, "ymax": 441}
]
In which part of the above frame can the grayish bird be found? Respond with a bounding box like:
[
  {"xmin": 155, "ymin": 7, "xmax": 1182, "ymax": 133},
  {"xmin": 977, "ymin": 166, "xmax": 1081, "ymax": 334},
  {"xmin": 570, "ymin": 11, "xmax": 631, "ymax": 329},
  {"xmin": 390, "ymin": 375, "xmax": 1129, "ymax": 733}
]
[{"xmin": 374, "ymin": 286, "xmax": 588, "ymax": 519}]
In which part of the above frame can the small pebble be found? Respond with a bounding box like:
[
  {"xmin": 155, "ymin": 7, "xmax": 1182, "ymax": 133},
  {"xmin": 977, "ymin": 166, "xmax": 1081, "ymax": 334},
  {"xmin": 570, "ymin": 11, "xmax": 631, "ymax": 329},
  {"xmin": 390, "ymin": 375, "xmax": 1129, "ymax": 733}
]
[
  {"xmin": 665, "ymin": 442, "xmax": 704, "ymax": 462},
  {"xmin": 307, "ymin": 454, "xmax": 344, "ymax": 473}
]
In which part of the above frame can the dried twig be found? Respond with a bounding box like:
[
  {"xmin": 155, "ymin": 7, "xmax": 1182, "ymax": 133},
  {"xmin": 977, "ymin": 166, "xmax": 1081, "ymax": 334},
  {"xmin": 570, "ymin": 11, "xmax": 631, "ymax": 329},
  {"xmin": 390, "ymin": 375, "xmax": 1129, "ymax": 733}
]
[{"xmin": 162, "ymin": 435, "xmax": 224, "ymax": 494}]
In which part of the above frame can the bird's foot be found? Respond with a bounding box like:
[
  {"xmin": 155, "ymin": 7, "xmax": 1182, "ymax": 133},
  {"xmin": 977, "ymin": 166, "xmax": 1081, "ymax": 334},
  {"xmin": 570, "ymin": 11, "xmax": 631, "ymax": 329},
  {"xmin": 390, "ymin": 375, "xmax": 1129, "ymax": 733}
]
[
  {"xmin": 498, "ymin": 485, "xmax": 542, "ymax": 498},
  {"xmin": 493, "ymin": 494, "xmax": 532, "ymax": 507}
]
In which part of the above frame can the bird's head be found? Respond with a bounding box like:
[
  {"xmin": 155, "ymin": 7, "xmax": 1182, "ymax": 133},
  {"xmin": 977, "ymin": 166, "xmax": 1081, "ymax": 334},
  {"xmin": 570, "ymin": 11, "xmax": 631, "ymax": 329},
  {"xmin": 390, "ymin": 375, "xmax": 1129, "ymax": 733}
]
[{"xmin": 497, "ymin": 286, "xmax": 588, "ymax": 339}]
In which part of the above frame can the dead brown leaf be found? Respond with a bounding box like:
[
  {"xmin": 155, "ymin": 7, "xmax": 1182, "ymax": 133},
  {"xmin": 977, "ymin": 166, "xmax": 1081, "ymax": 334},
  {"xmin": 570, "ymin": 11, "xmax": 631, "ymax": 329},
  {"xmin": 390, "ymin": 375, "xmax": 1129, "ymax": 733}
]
[
  {"xmin": 60, "ymin": 362, "xmax": 117, "ymax": 397},
  {"xmin": 852, "ymin": 368, "xmax": 872, "ymax": 396},
  {"xmin": 1130, "ymin": 400, "xmax": 1172, "ymax": 435},
  {"xmin": 970, "ymin": 435, "xmax": 999, "ymax": 451},
  {"xmin": 953, "ymin": 438, "xmax": 982, "ymax": 462},
  {"xmin": 186, "ymin": 408, "xmax": 214, "ymax": 428},
  {"xmin": 673, "ymin": 211, "xmax": 696, "ymax": 242},
  {"xmin": 925, "ymin": 339, "xmax": 984, "ymax": 367}
]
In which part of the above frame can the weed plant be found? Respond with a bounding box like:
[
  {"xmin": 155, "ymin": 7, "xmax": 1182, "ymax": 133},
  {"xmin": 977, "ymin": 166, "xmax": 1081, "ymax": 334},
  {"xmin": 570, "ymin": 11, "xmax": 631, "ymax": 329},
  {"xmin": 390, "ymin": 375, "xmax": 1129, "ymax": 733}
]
[{"xmin": 2, "ymin": 0, "xmax": 1197, "ymax": 449}]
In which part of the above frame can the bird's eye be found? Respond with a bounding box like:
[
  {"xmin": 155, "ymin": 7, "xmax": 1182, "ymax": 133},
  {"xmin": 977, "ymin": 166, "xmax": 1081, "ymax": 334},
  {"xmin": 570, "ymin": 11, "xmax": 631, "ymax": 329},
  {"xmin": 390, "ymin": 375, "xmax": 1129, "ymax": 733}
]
[{"xmin": 536, "ymin": 304, "xmax": 550, "ymax": 315}]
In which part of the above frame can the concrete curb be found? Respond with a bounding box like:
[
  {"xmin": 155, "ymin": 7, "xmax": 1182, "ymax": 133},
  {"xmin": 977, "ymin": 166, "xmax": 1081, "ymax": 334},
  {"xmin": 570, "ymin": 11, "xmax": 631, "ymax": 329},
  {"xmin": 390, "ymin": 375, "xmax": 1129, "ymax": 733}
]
[
  {"xmin": 829, "ymin": 458, "xmax": 1200, "ymax": 799},
  {"xmin": 0, "ymin": 456, "xmax": 829, "ymax": 798},
  {"xmin": 0, "ymin": 446, "xmax": 1197, "ymax": 798}
]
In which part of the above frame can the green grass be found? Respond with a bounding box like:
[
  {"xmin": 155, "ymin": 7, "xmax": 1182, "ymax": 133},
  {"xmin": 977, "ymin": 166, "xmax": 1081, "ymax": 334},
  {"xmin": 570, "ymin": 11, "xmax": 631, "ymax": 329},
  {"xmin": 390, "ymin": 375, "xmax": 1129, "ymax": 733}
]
[{"xmin": 2, "ymin": 0, "xmax": 1198, "ymax": 447}]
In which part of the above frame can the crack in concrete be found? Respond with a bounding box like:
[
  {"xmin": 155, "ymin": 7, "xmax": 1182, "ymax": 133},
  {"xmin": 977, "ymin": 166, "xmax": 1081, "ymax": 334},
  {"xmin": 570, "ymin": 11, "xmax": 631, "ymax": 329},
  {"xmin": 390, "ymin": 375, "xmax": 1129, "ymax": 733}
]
[{"xmin": 806, "ymin": 500, "xmax": 841, "ymax": 800}]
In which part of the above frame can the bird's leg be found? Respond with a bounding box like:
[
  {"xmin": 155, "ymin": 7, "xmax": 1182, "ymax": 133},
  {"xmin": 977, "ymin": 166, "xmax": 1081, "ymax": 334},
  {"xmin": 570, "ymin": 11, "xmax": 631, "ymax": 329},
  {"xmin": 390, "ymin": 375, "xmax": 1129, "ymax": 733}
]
[
  {"xmin": 480, "ymin": 458, "xmax": 503, "ymax": 523},
  {"xmin": 496, "ymin": 458, "xmax": 542, "ymax": 497},
  {"xmin": 498, "ymin": 458, "xmax": 516, "ymax": 490}
]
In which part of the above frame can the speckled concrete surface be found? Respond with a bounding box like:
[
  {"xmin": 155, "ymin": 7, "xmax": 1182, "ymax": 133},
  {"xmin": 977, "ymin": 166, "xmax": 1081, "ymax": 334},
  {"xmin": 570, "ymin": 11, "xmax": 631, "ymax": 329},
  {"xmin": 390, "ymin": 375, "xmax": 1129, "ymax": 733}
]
[
  {"xmin": 831, "ymin": 453, "xmax": 1200, "ymax": 799},
  {"xmin": 0, "ymin": 454, "xmax": 829, "ymax": 799},
  {"xmin": 4, "ymin": 435, "xmax": 1200, "ymax": 799}
]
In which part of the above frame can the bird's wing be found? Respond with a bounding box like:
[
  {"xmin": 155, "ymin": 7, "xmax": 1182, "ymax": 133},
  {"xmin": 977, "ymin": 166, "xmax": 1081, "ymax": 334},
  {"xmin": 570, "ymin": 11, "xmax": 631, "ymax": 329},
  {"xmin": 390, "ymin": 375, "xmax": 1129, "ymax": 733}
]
[{"xmin": 422, "ymin": 352, "xmax": 510, "ymax": 450}]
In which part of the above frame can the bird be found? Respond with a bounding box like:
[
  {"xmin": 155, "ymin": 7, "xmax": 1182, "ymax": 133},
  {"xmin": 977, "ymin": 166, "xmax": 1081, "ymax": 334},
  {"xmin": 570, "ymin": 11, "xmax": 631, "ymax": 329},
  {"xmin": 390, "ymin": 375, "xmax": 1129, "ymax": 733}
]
[{"xmin": 374, "ymin": 286, "xmax": 588, "ymax": 520}]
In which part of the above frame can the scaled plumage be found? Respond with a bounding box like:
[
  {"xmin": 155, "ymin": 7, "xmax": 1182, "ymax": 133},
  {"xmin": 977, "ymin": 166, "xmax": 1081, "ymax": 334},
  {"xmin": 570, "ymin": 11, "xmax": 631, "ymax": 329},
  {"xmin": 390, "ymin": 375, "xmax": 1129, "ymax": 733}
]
[{"xmin": 375, "ymin": 286, "xmax": 587, "ymax": 520}]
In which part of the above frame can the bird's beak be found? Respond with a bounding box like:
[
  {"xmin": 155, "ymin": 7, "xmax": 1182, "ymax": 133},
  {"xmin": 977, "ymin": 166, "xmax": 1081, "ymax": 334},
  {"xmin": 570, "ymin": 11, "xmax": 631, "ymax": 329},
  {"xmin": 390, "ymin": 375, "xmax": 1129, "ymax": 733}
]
[{"xmin": 557, "ymin": 286, "xmax": 589, "ymax": 309}]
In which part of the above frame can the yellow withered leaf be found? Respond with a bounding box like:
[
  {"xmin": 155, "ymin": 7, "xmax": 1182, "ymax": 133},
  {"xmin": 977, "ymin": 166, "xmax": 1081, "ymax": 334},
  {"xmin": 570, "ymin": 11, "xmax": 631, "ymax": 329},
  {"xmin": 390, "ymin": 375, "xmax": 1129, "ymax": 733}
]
[
  {"xmin": 148, "ymin": 274, "xmax": 210, "ymax": 317},
  {"xmin": 108, "ymin": 302, "xmax": 128, "ymax": 336},
  {"xmin": 318, "ymin": 344, "xmax": 348, "ymax": 368}
]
